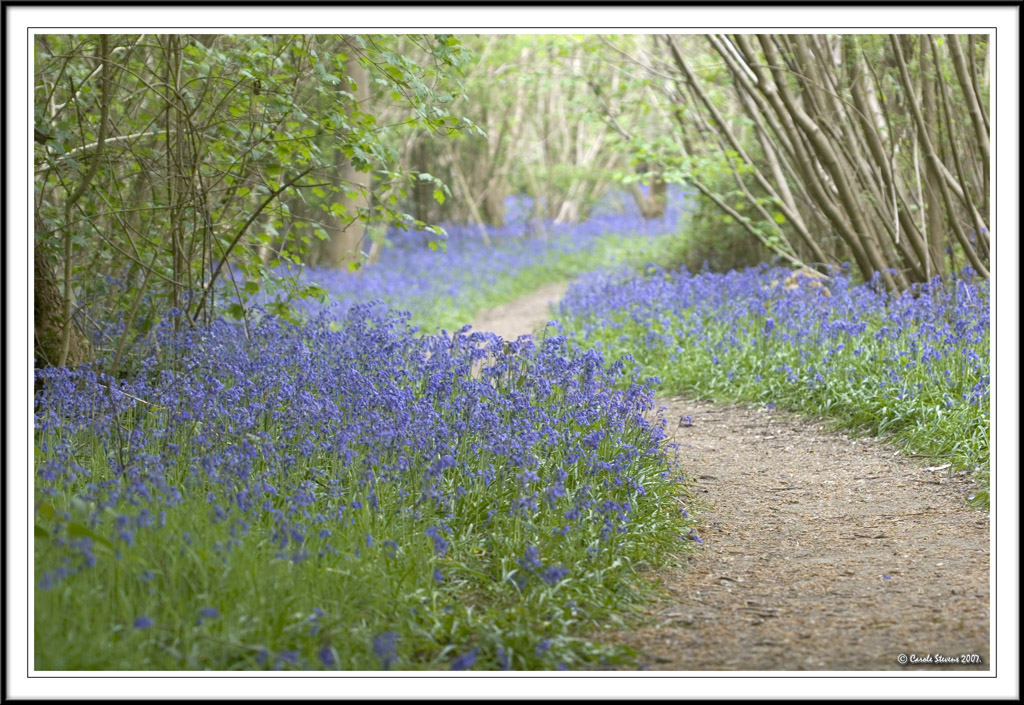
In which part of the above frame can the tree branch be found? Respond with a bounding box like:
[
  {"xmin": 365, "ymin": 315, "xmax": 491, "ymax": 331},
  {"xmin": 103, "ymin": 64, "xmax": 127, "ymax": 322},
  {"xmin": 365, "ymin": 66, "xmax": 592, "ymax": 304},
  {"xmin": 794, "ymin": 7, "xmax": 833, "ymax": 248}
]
[{"xmin": 190, "ymin": 165, "xmax": 315, "ymax": 323}]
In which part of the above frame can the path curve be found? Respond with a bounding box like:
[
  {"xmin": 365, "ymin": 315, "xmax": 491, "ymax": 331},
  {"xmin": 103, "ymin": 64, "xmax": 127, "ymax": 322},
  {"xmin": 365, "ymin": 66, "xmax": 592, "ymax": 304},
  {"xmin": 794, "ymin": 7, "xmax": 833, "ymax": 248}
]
[
  {"xmin": 468, "ymin": 281, "xmax": 569, "ymax": 342},
  {"xmin": 469, "ymin": 283, "xmax": 991, "ymax": 672}
]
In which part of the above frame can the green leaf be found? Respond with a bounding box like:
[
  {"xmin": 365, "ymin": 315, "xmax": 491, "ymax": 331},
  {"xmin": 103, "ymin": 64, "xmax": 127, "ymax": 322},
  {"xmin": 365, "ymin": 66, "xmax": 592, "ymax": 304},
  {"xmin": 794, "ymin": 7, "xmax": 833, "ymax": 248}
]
[
  {"xmin": 347, "ymin": 260, "xmax": 362, "ymax": 272},
  {"xmin": 433, "ymin": 189, "xmax": 445, "ymax": 205},
  {"xmin": 236, "ymin": 187, "xmax": 251, "ymax": 197},
  {"xmin": 227, "ymin": 303, "xmax": 246, "ymax": 320},
  {"xmin": 772, "ymin": 212, "xmax": 787, "ymax": 224},
  {"xmin": 67, "ymin": 521, "xmax": 114, "ymax": 549},
  {"xmin": 35, "ymin": 524, "xmax": 50, "ymax": 538}
]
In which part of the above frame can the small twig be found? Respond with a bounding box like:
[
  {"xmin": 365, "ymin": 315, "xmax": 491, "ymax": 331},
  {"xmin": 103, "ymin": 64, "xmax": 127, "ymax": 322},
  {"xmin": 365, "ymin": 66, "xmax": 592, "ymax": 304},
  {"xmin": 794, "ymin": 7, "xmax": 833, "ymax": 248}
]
[
  {"xmin": 190, "ymin": 165, "xmax": 314, "ymax": 323},
  {"xmin": 99, "ymin": 380, "xmax": 156, "ymax": 407}
]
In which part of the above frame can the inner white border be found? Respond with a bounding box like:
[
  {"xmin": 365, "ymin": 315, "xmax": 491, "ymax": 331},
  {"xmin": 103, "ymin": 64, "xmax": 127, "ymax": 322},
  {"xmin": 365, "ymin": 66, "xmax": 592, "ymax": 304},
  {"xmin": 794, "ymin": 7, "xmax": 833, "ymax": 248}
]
[{"xmin": 6, "ymin": 4, "xmax": 1019, "ymax": 701}]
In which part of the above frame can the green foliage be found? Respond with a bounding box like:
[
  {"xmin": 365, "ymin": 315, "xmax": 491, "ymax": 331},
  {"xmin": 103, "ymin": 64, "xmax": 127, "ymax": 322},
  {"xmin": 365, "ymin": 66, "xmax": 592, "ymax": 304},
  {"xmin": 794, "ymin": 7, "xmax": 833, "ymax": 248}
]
[
  {"xmin": 674, "ymin": 199, "xmax": 774, "ymax": 273},
  {"xmin": 34, "ymin": 34, "xmax": 475, "ymax": 368}
]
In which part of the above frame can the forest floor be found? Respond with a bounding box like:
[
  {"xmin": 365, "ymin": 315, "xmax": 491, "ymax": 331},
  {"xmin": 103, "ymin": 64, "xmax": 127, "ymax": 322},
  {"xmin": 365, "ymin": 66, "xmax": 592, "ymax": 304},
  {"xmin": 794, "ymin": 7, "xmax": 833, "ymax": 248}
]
[
  {"xmin": 469, "ymin": 282, "xmax": 991, "ymax": 672},
  {"xmin": 467, "ymin": 281, "xmax": 569, "ymax": 344}
]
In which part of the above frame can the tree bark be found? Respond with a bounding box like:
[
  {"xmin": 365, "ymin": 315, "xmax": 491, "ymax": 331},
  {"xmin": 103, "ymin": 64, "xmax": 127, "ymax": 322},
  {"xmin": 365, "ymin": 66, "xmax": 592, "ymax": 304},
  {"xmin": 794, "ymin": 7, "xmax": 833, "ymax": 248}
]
[
  {"xmin": 323, "ymin": 37, "xmax": 371, "ymax": 268},
  {"xmin": 848, "ymin": 44, "xmax": 935, "ymax": 280},
  {"xmin": 629, "ymin": 162, "xmax": 667, "ymax": 219},
  {"xmin": 946, "ymin": 34, "xmax": 990, "ymax": 186},
  {"xmin": 35, "ymin": 220, "xmax": 93, "ymax": 369},
  {"xmin": 890, "ymin": 36, "xmax": 988, "ymax": 277},
  {"xmin": 756, "ymin": 35, "xmax": 899, "ymax": 290},
  {"xmin": 675, "ymin": 35, "xmax": 828, "ymax": 265},
  {"xmin": 919, "ymin": 36, "xmax": 945, "ymax": 280},
  {"xmin": 930, "ymin": 36, "xmax": 990, "ymax": 260}
]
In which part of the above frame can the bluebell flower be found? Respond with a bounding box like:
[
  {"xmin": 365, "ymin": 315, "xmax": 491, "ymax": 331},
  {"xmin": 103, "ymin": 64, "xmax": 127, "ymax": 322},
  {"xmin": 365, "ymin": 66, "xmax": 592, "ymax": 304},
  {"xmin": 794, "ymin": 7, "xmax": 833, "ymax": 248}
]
[
  {"xmin": 373, "ymin": 631, "xmax": 398, "ymax": 669},
  {"xmin": 274, "ymin": 650, "xmax": 299, "ymax": 669},
  {"xmin": 450, "ymin": 648, "xmax": 478, "ymax": 670},
  {"xmin": 519, "ymin": 546, "xmax": 543, "ymax": 572},
  {"xmin": 197, "ymin": 607, "xmax": 219, "ymax": 625},
  {"xmin": 425, "ymin": 526, "xmax": 448, "ymax": 556},
  {"xmin": 319, "ymin": 646, "xmax": 336, "ymax": 668},
  {"xmin": 541, "ymin": 565, "xmax": 569, "ymax": 586}
]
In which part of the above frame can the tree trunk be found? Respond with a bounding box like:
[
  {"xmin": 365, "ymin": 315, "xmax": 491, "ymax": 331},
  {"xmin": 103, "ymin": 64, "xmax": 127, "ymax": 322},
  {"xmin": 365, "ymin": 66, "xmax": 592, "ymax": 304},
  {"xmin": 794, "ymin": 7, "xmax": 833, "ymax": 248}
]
[
  {"xmin": 323, "ymin": 38, "xmax": 371, "ymax": 268},
  {"xmin": 629, "ymin": 162, "xmax": 667, "ymax": 219},
  {"xmin": 920, "ymin": 36, "xmax": 947, "ymax": 280},
  {"xmin": 34, "ymin": 233, "xmax": 92, "ymax": 369},
  {"xmin": 890, "ymin": 36, "xmax": 988, "ymax": 277}
]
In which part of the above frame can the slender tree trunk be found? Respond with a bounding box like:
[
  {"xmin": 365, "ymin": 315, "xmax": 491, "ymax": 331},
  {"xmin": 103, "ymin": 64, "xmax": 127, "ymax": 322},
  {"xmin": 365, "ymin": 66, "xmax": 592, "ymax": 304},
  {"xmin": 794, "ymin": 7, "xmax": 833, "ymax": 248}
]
[
  {"xmin": 946, "ymin": 34, "xmax": 990, "ymax": 186},
  {"xmin": 629, "ymin": 162, "xmax": 667, "ymax": 219},
  {"xmin": 323, "ymin": 37, "xmax": 371, "ymax": 268},
  {"xmin": 732, "ymin": 35, "xmax": 883, "ymax": 286},
  {"xmin": 674, "ymin": 36, "xmax": 828, "ymax": 266},
  {"xmin": 890, "ymin": 36, "xmax": 988, "ymax": 277},
  {"xmin": 757, "ymin": 35, "xmax": 898, "ymax": 290},
  {"xmin": 920, "ymin": 36, "xmax": 946, "ymax": 281},
  {"xmin": 930, "ymin": 36, "xmax": 990, "ymax": 260}
]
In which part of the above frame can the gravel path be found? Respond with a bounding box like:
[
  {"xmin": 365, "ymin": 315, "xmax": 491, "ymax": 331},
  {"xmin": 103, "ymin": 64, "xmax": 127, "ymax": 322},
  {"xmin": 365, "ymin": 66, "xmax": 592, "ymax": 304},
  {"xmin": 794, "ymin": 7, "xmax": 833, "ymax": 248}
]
[{"xmin": 469, "ymin": 283, "xmax": 991, "ymax": 672}]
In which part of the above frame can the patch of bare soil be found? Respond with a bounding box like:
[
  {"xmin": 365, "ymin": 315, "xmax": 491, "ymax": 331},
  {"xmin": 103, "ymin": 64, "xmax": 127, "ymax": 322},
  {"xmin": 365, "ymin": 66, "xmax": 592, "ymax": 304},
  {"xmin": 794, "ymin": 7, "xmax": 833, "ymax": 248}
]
[
  {"xmin": 470, "ymin": 284, "xmax": 991, "ymax": 672},
  {"xmin": 468, "ymin": 282, "xmax": 568, "ymax": 342}
]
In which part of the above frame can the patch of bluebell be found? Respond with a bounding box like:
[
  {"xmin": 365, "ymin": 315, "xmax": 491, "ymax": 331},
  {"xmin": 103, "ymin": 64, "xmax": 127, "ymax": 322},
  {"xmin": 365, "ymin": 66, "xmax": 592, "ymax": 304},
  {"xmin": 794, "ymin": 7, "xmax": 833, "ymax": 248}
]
[
  {"xmin": 35, "ymin": 295, "xmax": 693, "ymax": 669},
  {"xmin": 558, "ymin": 263, "xmax": 990, "ymax": 495}
]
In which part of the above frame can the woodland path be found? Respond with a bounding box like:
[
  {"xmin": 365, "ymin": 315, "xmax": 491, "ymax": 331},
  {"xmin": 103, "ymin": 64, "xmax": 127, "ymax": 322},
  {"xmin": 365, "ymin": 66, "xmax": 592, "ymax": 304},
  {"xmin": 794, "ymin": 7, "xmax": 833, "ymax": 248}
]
[{"xmin": 468, "ymin": 282, "xmax": 991, "ymax": 672}]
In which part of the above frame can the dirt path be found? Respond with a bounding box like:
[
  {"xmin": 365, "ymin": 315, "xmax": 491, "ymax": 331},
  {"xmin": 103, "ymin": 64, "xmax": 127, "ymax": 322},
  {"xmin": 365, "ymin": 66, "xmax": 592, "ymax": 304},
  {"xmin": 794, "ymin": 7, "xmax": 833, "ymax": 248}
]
[
  {"xmin": 468, "ymin": 281, "xmax": 569, "ymax": 342},
  {"xmin": 469, "ymin": 284, "xmax": 991, "ymax": 672}
]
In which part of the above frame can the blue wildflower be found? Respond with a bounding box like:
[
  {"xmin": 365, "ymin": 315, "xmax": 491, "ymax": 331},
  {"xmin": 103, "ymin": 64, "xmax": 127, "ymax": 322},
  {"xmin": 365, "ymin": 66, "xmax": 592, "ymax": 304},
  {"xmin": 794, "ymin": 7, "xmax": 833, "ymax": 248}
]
[
  {"xmin": 373, "ymin": 631, "xmax": 398, "ymax": 669},
  {"xmin": 450, "ymin": 648, "xmax": 478, "ymax": 670},
  {"xmin": 541, "ymin": 565, "xmax": 569, "ymax": 586},
  {"xmin": 319, "ymin": 646, "xmax": 336, "ymax": 668},
  {"xmin": 425, "ymin": 526, "xmax": 448, "ymax": 556},
  {"xmin": 275, "ymin": 650, "xmax": 299, "ymax": 669}
]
